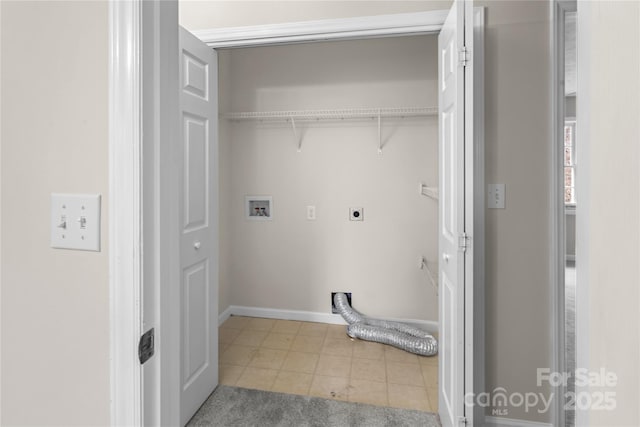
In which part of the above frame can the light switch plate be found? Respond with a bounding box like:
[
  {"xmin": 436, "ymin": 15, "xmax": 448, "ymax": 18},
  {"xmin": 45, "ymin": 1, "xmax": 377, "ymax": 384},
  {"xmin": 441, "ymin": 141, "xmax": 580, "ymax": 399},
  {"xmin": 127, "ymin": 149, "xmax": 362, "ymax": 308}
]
[
  {"xmin": 488, "ymin": 184, "xmax": 505, "ymax": 209},
  {"xmin": 51, "ymin": 193, "xmax": 101, "ymax": 251}
]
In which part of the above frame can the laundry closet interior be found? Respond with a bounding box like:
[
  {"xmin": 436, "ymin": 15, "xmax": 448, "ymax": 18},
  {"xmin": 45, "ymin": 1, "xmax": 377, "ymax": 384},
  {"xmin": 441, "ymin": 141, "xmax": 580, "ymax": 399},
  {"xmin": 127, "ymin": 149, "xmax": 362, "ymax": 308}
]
[{"xmin": 215, "ymin": 33, "xmax": 441, "ymax": 411}]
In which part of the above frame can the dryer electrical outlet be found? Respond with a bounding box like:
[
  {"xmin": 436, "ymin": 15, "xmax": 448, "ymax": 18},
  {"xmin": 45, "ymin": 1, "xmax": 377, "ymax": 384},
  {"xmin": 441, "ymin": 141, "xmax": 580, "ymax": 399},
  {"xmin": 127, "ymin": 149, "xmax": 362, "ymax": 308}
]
[
  {"xmin": 50, "ymin": 193, "xmax": 101, "ymax": 251},
  {"xmin": 349, "ymin": 207, "xmax": 364, "ymax": 221}
]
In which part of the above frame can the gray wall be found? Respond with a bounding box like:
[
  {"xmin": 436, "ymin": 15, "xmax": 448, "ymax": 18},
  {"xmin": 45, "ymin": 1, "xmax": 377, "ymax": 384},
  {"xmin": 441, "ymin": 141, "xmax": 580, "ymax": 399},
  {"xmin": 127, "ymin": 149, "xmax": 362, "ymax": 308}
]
[
  {"xmin": 566, "ymin": 212, "xmax": 576, "ymax": 258},
  {"xmin": 566, "ymin": 96, "xmax": 576, "ymax": 118},
  {"xmin": 476, "ymin": 1, "xmax": 552, "ymax": 421},
  {"xmin": 179, "ymin": 0, "xmax": 454, "ymax": 29},
  {"xmin": 579, "ymin": 1, "xmax": 640, "ymax": 425},
  {"xmin": 219, "ymin": 36, "xmax": 439, "ymax": 322},
  {"xmin": 0, "ymin": 1, "xmax": 110, "ymax": 425}
]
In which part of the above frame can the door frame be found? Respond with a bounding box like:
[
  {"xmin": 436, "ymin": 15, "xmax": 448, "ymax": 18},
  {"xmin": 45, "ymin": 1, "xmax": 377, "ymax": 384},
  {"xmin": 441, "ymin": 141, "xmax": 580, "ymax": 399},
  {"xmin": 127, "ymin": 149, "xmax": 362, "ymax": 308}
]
[
  {"xmin": 467, "ymin": 7, "xmax": 485, "ymax": 425},
  {"xmin": 551, "ymin": 2, "xmax": 578, "ymax": 426},
  {"xmin": 108, "ymin": 2, "xmax": 484, "ymax": 425},
  {"xmin": 109, "ymin": 1, "xmax": 145, "ymax": 424},
  {"xmin": 109, "ymin": 1, "xmax": 181, "ymax": 425}
]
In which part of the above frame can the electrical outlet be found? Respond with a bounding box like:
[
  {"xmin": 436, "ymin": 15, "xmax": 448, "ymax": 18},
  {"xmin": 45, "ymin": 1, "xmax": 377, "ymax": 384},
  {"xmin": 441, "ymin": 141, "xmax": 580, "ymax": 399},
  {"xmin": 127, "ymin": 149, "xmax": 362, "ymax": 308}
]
[
  {"xmin": 307, "ymin": 205, "xmax": 316, "ymax": 220},
  {"xmin": 331, "ymin": 292, "xmax": 352, "ymax": 313},
  {"xmin": 349, "ymin": 207, "xmax": 363, "ymax": 221}
]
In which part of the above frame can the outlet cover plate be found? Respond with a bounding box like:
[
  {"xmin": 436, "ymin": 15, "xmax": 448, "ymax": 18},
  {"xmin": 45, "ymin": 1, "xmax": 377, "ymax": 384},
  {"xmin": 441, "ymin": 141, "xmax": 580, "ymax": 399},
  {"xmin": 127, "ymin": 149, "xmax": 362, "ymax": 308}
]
[
  {"xmin": 488, "ymin": 184, "xmax": 505, "ymax": 209},
  {"xmin": 307, "ymin": 205, "xmax": 316, "ymax": 220},
  {"xmin": 349, "ymin": 207, "xmax": 363, "ymax": 221}
]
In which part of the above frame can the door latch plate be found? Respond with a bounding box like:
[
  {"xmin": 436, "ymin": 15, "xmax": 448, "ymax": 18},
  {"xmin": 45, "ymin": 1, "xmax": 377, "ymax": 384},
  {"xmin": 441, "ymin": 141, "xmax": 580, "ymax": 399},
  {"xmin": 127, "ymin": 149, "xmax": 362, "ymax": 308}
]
[{"xmin": 139, "ymin": 328, "xmax": 155, "ymax": 365}]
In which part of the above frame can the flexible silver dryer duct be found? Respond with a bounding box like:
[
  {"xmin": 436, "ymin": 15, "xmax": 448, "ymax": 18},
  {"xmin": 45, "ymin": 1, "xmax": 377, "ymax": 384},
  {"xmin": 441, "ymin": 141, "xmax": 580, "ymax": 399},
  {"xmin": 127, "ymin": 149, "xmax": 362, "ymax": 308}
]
[{"xmin": 333, "ymin": 292, "xmax": 438, "ymax": 356}]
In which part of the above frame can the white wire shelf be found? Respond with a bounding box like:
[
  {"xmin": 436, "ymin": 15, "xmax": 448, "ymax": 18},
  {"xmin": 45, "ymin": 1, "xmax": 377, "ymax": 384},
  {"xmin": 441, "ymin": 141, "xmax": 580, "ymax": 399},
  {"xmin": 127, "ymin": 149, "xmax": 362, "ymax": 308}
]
[
  {"xmin": 221, "ymin": 107, "xmax": 438, "ymax": 153},
  {"xmin": 221, "ymin": 106, "xmax": 438, "ymax": 122}
]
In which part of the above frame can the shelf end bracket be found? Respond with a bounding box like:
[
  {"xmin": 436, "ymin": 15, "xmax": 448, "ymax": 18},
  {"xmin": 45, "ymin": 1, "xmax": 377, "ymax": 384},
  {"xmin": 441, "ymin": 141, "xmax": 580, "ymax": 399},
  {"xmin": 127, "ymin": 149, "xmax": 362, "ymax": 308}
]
[
  {"xmin": 377, "ymin": 110, "xmax": 383, "ymax": 154},
  {"xmin": 290, "ymin": 117, "xmax": 303, "ymax": 152}
]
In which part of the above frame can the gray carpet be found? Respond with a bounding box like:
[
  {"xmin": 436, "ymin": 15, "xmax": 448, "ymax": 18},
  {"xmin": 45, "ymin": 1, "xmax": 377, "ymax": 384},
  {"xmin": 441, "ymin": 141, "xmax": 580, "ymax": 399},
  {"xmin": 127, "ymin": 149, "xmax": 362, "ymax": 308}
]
[{"xmin": 187, "ymin": 385, "xmax": 440, "ymax": 427}]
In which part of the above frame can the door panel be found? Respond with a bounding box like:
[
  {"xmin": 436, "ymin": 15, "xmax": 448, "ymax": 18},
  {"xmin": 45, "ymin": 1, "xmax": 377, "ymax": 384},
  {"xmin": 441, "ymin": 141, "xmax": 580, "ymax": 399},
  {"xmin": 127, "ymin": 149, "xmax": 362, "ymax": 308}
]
[
  {"xmin": 182, "ymin": 52, "xmax": 209, "ymax": 100},
  {"xmin": 438, "ymin": 1, "xmax": 466, "ymax": 427},
  {"xmin": 182, "ymin": 260, "xmax": 209, "ymax": 387},
  {"xmin": 179, "ymin": 26, "xmax": 218, "ymax": 426},
  {"xmin": 184, "ymin": 114, "xmax": 209, "ymax": 230}
]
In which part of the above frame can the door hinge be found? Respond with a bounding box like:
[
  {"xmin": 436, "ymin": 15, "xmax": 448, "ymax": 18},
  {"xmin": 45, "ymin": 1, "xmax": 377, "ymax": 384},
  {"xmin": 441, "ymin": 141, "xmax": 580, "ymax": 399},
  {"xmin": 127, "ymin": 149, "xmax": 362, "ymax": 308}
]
[
  {"xmin": 459, "ymin": 46, "xmax": 470, "ymax": 67},
  {"xmin": 139, "ymin": 328, "xmax": 155, "ymax": 365},
  {"xmin": 458, "ymin": 416, "xmax": 468, "ymax": 426},
  {"xmin": 458, "ymin": 232, "xmax": 469, "ymax": 252}
]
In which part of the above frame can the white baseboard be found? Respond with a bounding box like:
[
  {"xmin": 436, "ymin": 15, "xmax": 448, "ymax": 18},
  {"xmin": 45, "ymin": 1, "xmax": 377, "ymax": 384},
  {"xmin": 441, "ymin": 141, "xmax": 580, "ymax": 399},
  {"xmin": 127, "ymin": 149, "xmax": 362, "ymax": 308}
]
[
  {"xmin": 223, "ymin": 305, "xmax": 348, "ymax": 326},
  {"xmin": 485, "ymin": 415, "xmax": 552, "ymax": 427},
  {"xmin": 218, "ymin": 305, "xmax": 234, "ymax": 325},
  {"xmin": 218, "ymin": 305, "xmax": 438, "ymax": 333}
]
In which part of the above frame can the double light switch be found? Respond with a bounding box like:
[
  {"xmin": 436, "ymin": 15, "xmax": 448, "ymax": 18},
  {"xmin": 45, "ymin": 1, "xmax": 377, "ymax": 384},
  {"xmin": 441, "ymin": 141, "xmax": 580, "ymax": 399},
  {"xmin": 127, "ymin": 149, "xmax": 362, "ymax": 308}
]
[{"xmin": 51, "ymin": 194, "xmax": 101, "ymax": 251}]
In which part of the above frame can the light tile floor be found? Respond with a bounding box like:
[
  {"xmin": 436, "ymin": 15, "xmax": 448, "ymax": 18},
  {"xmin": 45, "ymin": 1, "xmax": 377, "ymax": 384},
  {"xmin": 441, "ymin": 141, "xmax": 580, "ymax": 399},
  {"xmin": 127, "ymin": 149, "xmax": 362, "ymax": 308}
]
[{"xmin": 218, "ymin": 316, "xmax": 439, "ymax": 413}]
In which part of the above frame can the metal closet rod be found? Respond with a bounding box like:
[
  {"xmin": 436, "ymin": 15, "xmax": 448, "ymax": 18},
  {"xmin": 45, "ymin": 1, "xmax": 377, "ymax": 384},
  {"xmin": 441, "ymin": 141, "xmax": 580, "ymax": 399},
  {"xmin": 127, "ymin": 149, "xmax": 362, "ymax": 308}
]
[{"xmin": 221, "ymin": 106, "xmax": 438, "ymax": 121}]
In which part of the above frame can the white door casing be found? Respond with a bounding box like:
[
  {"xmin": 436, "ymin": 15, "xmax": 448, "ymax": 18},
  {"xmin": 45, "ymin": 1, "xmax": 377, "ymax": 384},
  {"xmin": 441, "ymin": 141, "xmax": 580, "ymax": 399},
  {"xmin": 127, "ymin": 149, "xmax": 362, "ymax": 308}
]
[
  {"xmin": 466, "ymin": 5, "xmax": 484, "ymax": 427},
  {"xmin": 178, "ymin": 26, "xmax": 219, "ymax": 426},
  {"xmin": 438, "ymin": 1, "xmax": 467, "ymax": 426}
]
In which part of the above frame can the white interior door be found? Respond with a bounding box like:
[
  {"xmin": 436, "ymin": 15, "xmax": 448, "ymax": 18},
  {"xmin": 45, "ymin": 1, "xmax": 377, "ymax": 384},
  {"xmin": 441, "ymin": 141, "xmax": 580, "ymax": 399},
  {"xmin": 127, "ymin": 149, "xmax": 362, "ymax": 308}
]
[
  {"xmin": 438, "ymin": 1, "xmax": 467, "ymax": 426},
  {"xmin": 178, "ymin": 26, "xmax": 219, "ymax": 426}
]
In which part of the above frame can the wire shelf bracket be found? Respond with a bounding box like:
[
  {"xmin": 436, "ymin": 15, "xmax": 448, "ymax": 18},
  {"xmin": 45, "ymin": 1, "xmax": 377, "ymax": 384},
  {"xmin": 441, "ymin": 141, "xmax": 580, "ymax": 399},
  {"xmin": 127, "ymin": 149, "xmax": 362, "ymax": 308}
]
[
  {"xmin": 420, "ymin": 256, "xmax": 439, "ymax": 294},
  {"xmin": 290, "ymin": 117, "xmax": 303, "ymax": 152},
  {"xmin": 420, "ymin": 183, "xmax": 439, "ymax": 200},
  {"xmin": 377, "ymin": 110, "xmax": 382, "ymax": 154}
]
